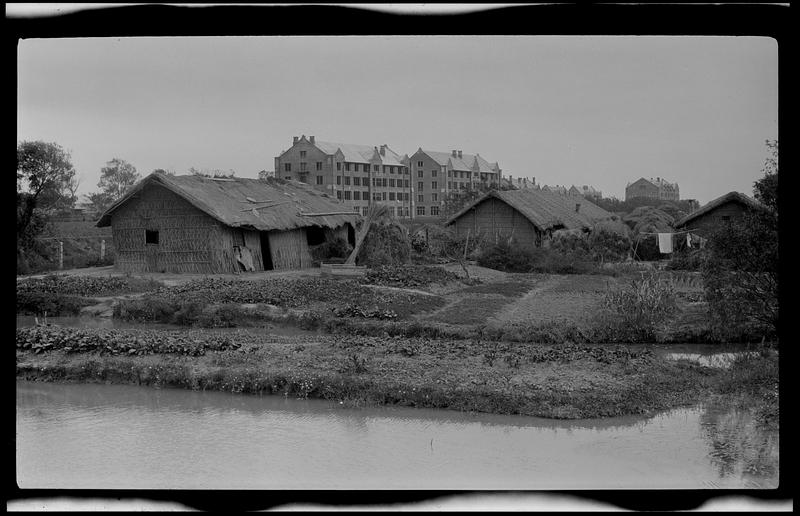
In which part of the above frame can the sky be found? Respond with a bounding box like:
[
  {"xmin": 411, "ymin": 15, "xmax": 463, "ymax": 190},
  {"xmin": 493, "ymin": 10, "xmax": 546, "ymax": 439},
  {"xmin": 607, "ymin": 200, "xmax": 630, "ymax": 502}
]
[{"xmin": 17, "ymin": 35, "xmax": 778, "ymax": 204}]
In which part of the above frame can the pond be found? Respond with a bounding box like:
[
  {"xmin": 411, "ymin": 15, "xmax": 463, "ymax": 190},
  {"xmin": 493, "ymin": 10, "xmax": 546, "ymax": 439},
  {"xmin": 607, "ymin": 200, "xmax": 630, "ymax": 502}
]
[{"xmin": 16, "ymin": 380, "xmax": 778, "ymax": 490}]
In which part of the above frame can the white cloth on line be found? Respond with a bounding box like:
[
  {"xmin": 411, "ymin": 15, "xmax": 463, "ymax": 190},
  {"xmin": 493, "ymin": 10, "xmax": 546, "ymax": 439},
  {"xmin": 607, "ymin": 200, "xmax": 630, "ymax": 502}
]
[{"xmin": 658, "ymin": 233, "xmax": 673, "ymax": 254}]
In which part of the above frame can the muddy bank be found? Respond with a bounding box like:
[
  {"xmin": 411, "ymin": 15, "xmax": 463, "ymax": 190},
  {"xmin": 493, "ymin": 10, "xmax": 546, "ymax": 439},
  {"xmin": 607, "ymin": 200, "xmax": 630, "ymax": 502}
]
[{"xmin": 15, "ymin": 326, "xmax": 779, "ymax": 421}]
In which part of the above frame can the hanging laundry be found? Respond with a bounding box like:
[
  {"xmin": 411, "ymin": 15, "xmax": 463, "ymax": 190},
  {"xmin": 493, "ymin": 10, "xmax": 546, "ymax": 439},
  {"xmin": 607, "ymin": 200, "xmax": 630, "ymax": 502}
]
[
  {"xmin": 686, "ymin": 232, "xmax": 692, "ymax": 248},
  {"xmin": 658, "ymin": 233, "xmax": 673, "ymax": 254}
]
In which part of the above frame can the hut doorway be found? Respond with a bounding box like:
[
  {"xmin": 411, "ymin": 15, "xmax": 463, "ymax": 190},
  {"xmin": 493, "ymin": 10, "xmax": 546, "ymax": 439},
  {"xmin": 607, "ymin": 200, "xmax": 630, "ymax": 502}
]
[
  {"xmin": 145, "ymin": 230, "xmax": 159, "ymax": 271},
  {"xmin": 259, "ymin": 232, "xmax": 274, "ymax": 270}
]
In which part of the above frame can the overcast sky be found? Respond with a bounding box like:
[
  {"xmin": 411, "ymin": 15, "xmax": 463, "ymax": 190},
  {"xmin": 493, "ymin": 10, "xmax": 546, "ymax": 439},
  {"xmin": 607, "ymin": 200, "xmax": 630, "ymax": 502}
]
[{"xmin": 17, "ymin": 35, "xmax": 777, "ymax": 204}]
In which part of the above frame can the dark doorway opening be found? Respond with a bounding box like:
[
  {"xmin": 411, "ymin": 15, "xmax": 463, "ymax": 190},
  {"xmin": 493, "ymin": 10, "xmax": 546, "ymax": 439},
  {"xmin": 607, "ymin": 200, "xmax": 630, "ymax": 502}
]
[
  {"xmin": 306, "ymin": 226, "xmax": 326, "ymax": 246},
  {"xmin": 347, "ymin": 224, "xmax": 356, "ymax": 247},
  {"xmin": 260, "ymin": 232, "xmax": 274, "ymax": 270}
]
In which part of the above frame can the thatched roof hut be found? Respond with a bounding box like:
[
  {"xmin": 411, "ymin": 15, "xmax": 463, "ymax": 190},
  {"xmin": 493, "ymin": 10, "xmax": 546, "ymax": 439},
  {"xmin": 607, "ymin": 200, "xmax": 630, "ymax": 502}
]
[
  {"xmin": 444, "ymin": 189, "xmax": 615, "ymax": 247},
  {"xmin": 97, "ymin": 172, "xmax": 360, "ymax": 273},
  {"xmin": 674, "ymin": 191, "xmax": 764, "ymax": 238}
]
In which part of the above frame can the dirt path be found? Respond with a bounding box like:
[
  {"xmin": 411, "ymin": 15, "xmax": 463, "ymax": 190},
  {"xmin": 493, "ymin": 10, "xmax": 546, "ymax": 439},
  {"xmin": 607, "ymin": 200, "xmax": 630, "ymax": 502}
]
[{"xmin": 488, "ymin": 275, "xmax": 615, "ymax": 326}]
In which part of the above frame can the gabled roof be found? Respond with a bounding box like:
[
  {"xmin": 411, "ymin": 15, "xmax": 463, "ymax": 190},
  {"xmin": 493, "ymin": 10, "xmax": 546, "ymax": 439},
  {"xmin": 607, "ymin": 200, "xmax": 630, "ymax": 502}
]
[
  {"xmin": 96, "ymin": 172, "xmax": 360, "ymax": 231},
  {"xmin": 674, "ymin": 191, "xmax": 764, "ymax": 228},
  {"xmin": 418, "ymin": 149, "xmax": 500, "ymax": 173},
  {"xmin": 444, "ymin": 188, "xmax": 615, "ymax": 232},
  {"xmin": 314, "ymin": 141, "xmax": 405, "ymax": 166}
]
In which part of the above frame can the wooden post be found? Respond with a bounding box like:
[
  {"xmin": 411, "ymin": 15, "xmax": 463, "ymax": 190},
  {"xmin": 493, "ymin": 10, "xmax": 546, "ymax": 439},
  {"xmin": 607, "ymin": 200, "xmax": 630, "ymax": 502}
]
[
  {"xmin": 100, "ymin": 239, "xmax": 106, "ymax": 261},
  {"xmin": 464, "ymin": 228, "xmax": 471, "ymax": 260}
]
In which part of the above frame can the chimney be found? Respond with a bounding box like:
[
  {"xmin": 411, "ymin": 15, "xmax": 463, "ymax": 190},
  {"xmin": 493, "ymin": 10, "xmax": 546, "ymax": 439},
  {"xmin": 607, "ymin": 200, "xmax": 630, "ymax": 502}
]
[
  {"xmin": 309, "ymin": 136, "xmax": 315, "ymax": 144},
  {"xmin": 379, "ymin": 145, "xmax": 386, "ymax": 156},
  {"xmin": 532, "ymin": 177, "xmax": 535, "ymax": 185},
  {"xmin": 293, "ymin": 136, "xmax": 299, "ymax": 144},
  {"xmin": 452, "ymin": 150, "xmax": 458, "ymax": 157},
  {"xmin": 575, "ymin": 203, "xmax": 581, "ymax": 213},
  {"xmin": 457, "ymin": 150, "xmax": 462, "ymax": 159}
]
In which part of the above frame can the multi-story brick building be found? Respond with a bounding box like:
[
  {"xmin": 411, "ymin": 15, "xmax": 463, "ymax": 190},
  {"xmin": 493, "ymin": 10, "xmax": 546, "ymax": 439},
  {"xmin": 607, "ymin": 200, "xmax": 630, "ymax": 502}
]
[
  {"xmin": 568, "ymin": 184, "xmax": 602, "ymax": 200},
  {"xmin": 625, "ymin": 177, "xmax": 679, "ymax": 201},
  {"xmin": 407, "ymin": 148, "xmax": 502, "ymax": 217},
  {"xmin": 274, "ymin": 135, "xmax": 411, "ymax": 218}
]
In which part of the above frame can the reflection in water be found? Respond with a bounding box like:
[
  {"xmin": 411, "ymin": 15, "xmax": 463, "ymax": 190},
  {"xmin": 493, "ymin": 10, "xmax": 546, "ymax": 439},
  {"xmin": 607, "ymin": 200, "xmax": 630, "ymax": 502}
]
[
  {"xmin": 16, "ymin": 381, "xmax": 779, "ymax": 490},
  {"xmin": 700, "ymin": 399, "xmax": 779, "ymax": 485}
]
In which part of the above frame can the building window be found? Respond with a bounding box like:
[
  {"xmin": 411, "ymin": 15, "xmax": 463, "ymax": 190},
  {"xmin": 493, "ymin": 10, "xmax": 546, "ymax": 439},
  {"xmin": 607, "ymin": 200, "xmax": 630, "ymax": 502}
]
[
  {"xmin": 418, "ymin": 182, "xmax": 424, "ymax": 190},
  {"xmin": 363, "ymin": 190, "xmax": 369, "ymax": 199},
  {"xmin": 418, "ymin": 194, "xmax": 424, "ymax": 203},
  {"xmin": 389, "ymin": 178, "xmax": 396, "ymax": 187},
  {"xmin": 300, "ymin": 150, "xmax": 306, "ymax": 158},
  {"xmin": 432, "ymin": 170, "xmax": 437, "ymax": 177},
  {"xmin": 336, "ymin": 176, "xmax": 342, "ymax": 185},
  {"xmin": 336, "ymin": 162, "xmax": 341, "ymax": 171},
  {"xmin": 417, "ymin": 161, "xmax": 423, "ymax": 167},
  {"xmin": 418, "ymin": 170, "xmax": 424, "ymax": 178},
  {"xmin": 373, "ymin": 193, "xmax": 382, "ymax": 201},
  {"xmin": 354, "ymin": 191, "xmax": 361, "ymax": 200},
  {"xmin": 432, "ymin": 181, "xmax": 438, "ymax": 190},
  {"xmin": 382, "ymin": 192, "xmax": 387, "ymax": 201},
  {"xmin": 448, "ymin": 170, "xmax": 452, "ymax": 177},
  {"xmin": 389, "ymin": 192, "xmax": 396, "ymax": 201},
  {"xmin": 345, "ymin": 163, "xmax": 350, "ymax": 172},
  {"xmin": 431, "ymin": 193, "xmax": 438, "ymax": 202},
  {"xmin": 417, "ymin": 206, "xmax": 425, "ymax": 216},
  {"xmin": 362, "ymin": 206, "xmax": 369, "ymax": 215},
  {"xmin": 390, "ymin": 167, "xmax": 395, "ymax": 174},
  {"xmin": 344, "ymin": 191, "xmax": 351, "ymax": 200},
  {"xmin": 316, "ymin": 176, "xmax": 324, "ymax": 185},
  {"xmin": 382, "ymin": 178, "xmax": 388, "ymax": 187},
  {"xmin": 353, "ymin": 177, "xmax": 361, "ymax": 186},
  {"xmin": 284, "ymin": 176, "xmax": 292, "ymax": 180},
  {"xmin": 316, "ymin": 162, "xmax": 322, "ymax": 171},
  {"xmin": 300, "ymin": 162, "xmax": 307, "ymax": 172},
  {"xmin": 336, "ymin": 191, "xmax": 342, "ymax": 200},
  {"xmin": 354, "ymin": 206, "xmax": 360, "ymax": 213},
  {"xmin": 145, "ymin": 230, "xmax": 159, "ymax": 244},
  {"xmin": 389, "ymin": 207, "xmax": 395, "ymax": 216},
  {"xmin": 284, "ymin": 163, "xmax": 292, "ymax": 172},
  {"xmin": 374, "ymin": 165, "xmax": 380, "ymax": 172},
  {"xmin": 344, "ymin": 176, "xmax": 351, "ymax": 186},
  {"xmin": 430, "ymin": 206, "xmax": 439, "ymax": 216},
  {"xmin": 404, "ymin": 179, "xmax": 409, "ymax": 188}
]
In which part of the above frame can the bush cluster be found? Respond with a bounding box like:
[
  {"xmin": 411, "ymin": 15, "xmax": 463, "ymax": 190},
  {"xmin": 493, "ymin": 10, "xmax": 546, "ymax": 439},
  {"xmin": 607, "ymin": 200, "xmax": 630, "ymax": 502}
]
[
  {"xmin": 16, "ymin": 326, "xmax": 241, "ymax": 356},
  {"xmin": 602, "ymin": 273, "xmax": 678, "ymax": 333},
  {"xmin": 476, "ymin": 241, "xmax": 603, "ymax": 275},
  {"xmin": 17, "ymin": 274, "xmax": 161, "ymax": 297},
  {"xmin": 361, "ymin": 265, "xmax": 460, "ymax": 288}
]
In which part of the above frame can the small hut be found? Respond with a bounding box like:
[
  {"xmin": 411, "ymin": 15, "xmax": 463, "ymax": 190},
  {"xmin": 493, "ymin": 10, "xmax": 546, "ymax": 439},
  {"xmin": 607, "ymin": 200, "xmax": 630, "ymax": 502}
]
[
  {"xmin": 444, "ymin": 189, "xmax": 615, "ymax": 247},
  {"xmin": 96, "ymin": 172, "xmax": 359, "ymax": 273},
  {"xmin": 674, "ymin": 191, "xmax": 764, "ymax": 238}
]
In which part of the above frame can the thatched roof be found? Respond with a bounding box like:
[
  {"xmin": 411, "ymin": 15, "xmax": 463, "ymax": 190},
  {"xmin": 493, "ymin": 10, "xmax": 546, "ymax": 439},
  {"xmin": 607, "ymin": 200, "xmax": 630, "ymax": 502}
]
[
  {"xmin": 444, "ymin": 189, "xmax": 615, "ymax": 231},
  {"xmin": 97, "ymin": 172, "xmax": 361, "ymax": 231},
  {"xmin": 674, "ymin": 191, "xmax": 763, "ymax": 228}
]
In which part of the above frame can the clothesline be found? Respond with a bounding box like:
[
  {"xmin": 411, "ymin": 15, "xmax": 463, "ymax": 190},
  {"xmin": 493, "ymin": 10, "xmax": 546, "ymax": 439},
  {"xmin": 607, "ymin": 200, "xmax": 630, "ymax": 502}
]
[{"xmin": 637, "ymin": 229, "xmax": 696, "ymax": 236}]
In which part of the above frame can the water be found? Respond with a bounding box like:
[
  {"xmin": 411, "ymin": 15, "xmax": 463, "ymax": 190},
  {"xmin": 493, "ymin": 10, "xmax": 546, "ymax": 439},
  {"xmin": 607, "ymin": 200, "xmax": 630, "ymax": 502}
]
[{"xmin": 16, "ymin": 381, "xmax": 778, "ymax": 490}]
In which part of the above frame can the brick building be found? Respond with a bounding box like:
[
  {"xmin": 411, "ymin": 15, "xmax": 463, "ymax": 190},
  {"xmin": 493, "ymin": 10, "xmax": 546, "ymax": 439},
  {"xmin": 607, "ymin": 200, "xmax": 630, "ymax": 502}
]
[
  {"xmin": 569, "ymin": 184, "xmax": 602, "ymax": 200},
  {"xmin": 625, "ymin": 177, "xmax": 679, "ymax": 201},
  {"xmin": 407, "ymin": 148, "xmax": 502, "ymax": 217},
  {"xmin": 274, "ymin": 135, "xmax": 411, "ymax": 218}
]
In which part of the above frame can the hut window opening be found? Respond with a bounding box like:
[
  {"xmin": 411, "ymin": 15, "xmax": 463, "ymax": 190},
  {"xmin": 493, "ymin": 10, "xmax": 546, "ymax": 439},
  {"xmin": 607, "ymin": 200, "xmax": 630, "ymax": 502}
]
[
  {"xmin": 306, "ymin": 226, "xmax": 326, "ymax": 246},
  {"xmin": 145, "ymin": 230, "xmax": 159, "ymax": 245}
]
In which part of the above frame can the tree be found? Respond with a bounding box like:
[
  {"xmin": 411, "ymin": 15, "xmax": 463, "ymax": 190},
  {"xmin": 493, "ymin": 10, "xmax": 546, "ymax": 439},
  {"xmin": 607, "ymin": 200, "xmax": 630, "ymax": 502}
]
[
  {"xmin": 702, "ymin": 140, "xmax": 779, "ymax": 340},
  {"xmin": 88, "ymin": 158, "xmax": 140, "ymax": 214},
  {"xmin": 754, "ymin": 139, "xmax": 778, "ymax": 214},
  {"xmin": 17, "ymin": 141, "xmax": 77, "ymax": 248}
]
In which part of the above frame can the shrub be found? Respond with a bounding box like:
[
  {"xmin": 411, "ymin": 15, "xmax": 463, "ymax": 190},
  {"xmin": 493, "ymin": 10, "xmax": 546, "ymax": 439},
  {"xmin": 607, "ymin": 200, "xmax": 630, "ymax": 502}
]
[
  {"xmin": 666, "ymin": 248, "xmax": 706, "ymax": 271},
  {"xmin": 357, "ymin": 223, "xmax": 411, "ymax": 267},
  {"xmin": 361, "ymin": 265, "xmax": 460, "ymax": 288},
  {"xmin": 602, "ymin": 272, "xmax": 678, "ymax": 337},
  {"xmin": 477, "ymin": 241, "xmax": 536, "ymax": 273},
  {"xmin": 701, "ymin": 210, "xmax": 778, "ymax": 340},
  {"xmin": 16, "ymin": 292, "xmax": 96, "ymax": 316},
  {"xmin": 309, "ymin": 237, "xmax": 352, "ymax": 265}
]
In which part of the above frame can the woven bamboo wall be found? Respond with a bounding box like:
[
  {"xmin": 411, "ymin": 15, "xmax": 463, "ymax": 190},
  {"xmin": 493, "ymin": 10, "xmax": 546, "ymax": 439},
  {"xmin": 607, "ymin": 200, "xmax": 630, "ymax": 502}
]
[
  {"xmin": 267, "ymin": 228, "xmax": 313, "ymax": 269},
  {"xmin": 452, "ymin": 198, "xmax": 540, "ymax": 246},
  {"xmin": 111, "ymin": 184, "xmax": 240, "ymax": 273}
]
